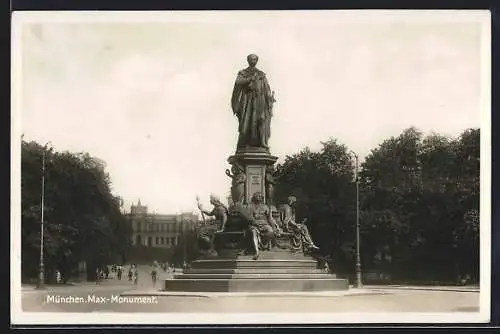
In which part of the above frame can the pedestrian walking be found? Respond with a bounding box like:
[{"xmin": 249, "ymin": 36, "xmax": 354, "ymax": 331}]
[
  {"xmin": 151, "ymin": 267, "xmax": 158, "ymax": 286},
  {"xmin": 95, "ymin": 268, "xmax": 101, "ymax": 285},
  {"xmin": 128, "ymin": 266, "xmax": 133, "ymax": 281},
  {"xmin": 133, "ymin": 266, "xmax": 138, "ymax": 285},
  {"xmin": 117, "ymin": 265, "xmax": 122, "ymax": 280},
  {"xmin": 56, "ymin": 270, "xmax": 62, "ymax": 284}
]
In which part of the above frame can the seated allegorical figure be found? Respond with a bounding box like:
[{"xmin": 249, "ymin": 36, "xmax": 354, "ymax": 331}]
[
  {"xmin": 198, "ymin": 194, "xmax": 229, "ymax": 232},
  {"xmin": 279, "ymin": 196, "xmax": 319, "ymax": 253},
  {"xmin": 243, "ymin": 191, "xmax": 282, "ymax": 260},
  {"xmin": 196, "ymin": 194, "xmax": 229, "ymax": 252}
]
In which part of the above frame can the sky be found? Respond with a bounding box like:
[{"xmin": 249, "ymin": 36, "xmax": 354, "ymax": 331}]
[{"xmin": 14, "ymin": 11, "xmax": 489, "ymax": 215}]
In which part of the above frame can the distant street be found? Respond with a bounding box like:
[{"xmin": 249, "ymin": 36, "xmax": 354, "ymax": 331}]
[
  {"xmin": 22, "ymin": 265, "xmax": 171, "ymax": 312},
  {"xmin": 21, "ymin": 265, "xmax": 480, "ymax": 313}
]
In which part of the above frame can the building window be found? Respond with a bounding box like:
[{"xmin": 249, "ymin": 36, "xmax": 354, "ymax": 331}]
[
  {"xmin": 171, "ymin": 237, "xmax": 176, "ymax": 245},
  {"xmin": 166, "ymin": 238, "xmax": 170, "ymax": 245},
  {"xmin": 155, "ymin": 237, "xmax": 159, "ymax": 245}
]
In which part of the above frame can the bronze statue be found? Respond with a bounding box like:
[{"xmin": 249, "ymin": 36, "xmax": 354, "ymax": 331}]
[
  {"xmin": 225, "ymin": 164, "xmax": 246, "ymax": 205},
  {"xmin": 231, "ymin": 54, "xmax": 276, "ymax": 151},
  {"xmin": 198, "ymin": 194, "xmax": 229, "ymax": 233},
  {"xmin": 265, "ymin": 166, "xmax": 277, "ymax": 204},
  {"xmin": 279, "ymin": 196, "xmax": 319, "ymax": 252},
  {"xmin": 245, "ymin": 192, "xmax": 281, "ymax": 260}
]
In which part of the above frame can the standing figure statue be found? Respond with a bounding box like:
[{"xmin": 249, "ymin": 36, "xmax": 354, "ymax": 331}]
[
  {"xmin": 245, "ymin": 192, "xmax": 281, "ymax": 260},
  {"xmin": 279, "ymin": 196, "xmax": 319, "ymax": 253},
  {"xmin": 265, "ymin": 166, "xmax": 277, "ymax": 204},
  {"xmin": 225, "ymin": 164, "xmax": 246, "ymax": 205},
  {"xmin": 231, "ymin": 54, "xmax": 276, "ymax": 150}
]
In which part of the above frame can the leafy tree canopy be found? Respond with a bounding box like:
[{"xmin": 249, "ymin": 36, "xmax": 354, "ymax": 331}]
[{"xmin": 22, "ymin": 140, "xmax": 132, "ymax": 282}]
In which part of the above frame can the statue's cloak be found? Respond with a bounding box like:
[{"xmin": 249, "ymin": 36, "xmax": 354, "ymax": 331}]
[{"xmin": 231, "ymin": 67, "xmax": 273, "ymax": 148}]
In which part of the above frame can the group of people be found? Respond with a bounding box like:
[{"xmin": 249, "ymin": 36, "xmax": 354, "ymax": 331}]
[
  {"xmin": 95, "ymin": 264, "xmax": 138, "ymax": 284},
  {"xmin": 198, "ymin": 192, "xmax": 319, "ymax": 260},
  {"xmin": 94, "ymin": 267, "xmax": 108, "ymax": 284},
  {"xmin": 95, "ymin": 262, "xmax": 179, "ymax": 286}
]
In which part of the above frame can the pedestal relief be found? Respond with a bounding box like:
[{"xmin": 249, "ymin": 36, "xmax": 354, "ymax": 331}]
[
  {"xmin": 227, "ymin": 152, "xmax": 278, "ymax": 205},
  {"xmin": 246, "ymin": 165, "xmax": 264, "ymax": 204}
]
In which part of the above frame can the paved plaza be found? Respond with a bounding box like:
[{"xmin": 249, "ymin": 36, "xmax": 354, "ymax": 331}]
[{"xmin": 20, "ymin": 266, "xmax": 480, "ymax": 314}]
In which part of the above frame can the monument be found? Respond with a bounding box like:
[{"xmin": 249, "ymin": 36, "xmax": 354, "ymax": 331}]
[
  {"xmin": 163, "ymin": 54, "xmax": 349, "ymax": 292},
  {"xmin": 228, "ymin": 53, "xmax": 277, "ymax": 206}
]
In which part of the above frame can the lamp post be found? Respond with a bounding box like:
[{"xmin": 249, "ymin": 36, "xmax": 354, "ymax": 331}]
[
  {"xmin": 350, "ymin": 151, "xmax": 363, "ymax": 288},
  {"xmin": 37, "ymin": 141, "xmax": 51, "ymax": 289},
  {"xmin": 182, "ymin": 217, "xmax": 186, "ymax": 270}
]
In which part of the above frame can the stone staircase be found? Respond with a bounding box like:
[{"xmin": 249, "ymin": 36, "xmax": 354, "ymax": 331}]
[{"xmin": 163, "ymin": 251, "xmax": 349, "ymax": 292}]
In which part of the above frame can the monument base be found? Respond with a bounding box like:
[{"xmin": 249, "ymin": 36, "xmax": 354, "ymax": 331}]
[
  {"xmin": 163, "ymin": 251, "xmax": 349, "ymax": 293},
  {"xmin": 163, "ymin": 278, "xmax": 348, "ymax": 293}
]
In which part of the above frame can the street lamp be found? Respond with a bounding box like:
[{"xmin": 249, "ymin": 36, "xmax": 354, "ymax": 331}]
[
  {"xmin": 37, "ymin": 141, "xmax": 51, "ymax": 289},
  {"xmin": 181, "ymin": 216, "xmax": 187, "ymax": 270},
  {"xmin": 183, "ymin": 222, "xmax": 186, "ymax": 268},
  {"xmin": 350, "ymin": 151, "xmax": 363, "ymax": 288}
]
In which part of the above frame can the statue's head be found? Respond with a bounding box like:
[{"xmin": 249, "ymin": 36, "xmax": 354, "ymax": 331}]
[
  {"xmin": 287, "ymin": 196, "xmax": 297, "ymax": 206},
  {"xmin": 247, "ymin": 54, "xmax": 259, "ymax": 68},
  {"xmin": 251, "ymin": 191, "xmax": 264, "ymax": 204},
  {"xmin": 231, "ymin": 165, "xmax": 240, "ymax": 174},
  {"xmin": 209, "ymin": 194, "xmax": 221, "ymax": 205}
]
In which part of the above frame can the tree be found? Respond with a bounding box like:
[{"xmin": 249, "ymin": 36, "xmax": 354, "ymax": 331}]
[
  {"xmin": 451, "ymin": 129, "xmax": 480, "ymax": 281},
  {"xmin": 361, "ymin": 127, "xmax": 425, "ymax": 280},
  {"xmin": 360, "ymin": 127, "xmax": 479, "ymax": 282},
  {"xmin": 274, "ymin": 139, "xmax": 356, "ymax": 275},
  {"xmin": 21, "ymin": 140, "xmax": 132, "ymax": 282},
  {"xmin": 272, "ymin": 127, "xmax": 480, "ymax": 283},
  {"xmin": 171, "ymin": 224, "xmax": 200, "ymax": 266}
]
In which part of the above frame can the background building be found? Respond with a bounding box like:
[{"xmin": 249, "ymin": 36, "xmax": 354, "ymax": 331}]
[{"xmin": 126, "ymin": 200, "xmax": 198, "ymax": 249}]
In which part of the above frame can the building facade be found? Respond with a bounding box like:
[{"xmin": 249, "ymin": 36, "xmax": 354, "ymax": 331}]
[{"xmin": 127, "ymin": 200, "xmax": 198, "ymax": 248}]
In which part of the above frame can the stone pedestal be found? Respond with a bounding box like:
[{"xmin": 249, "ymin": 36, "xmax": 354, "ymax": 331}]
[
  {"xmin": 228, "ymin": 148, "xmax": 278, "ymax": 205},
  {"xmin": 164, "ymin": 251, "xmax": 349, "ymax": 292},
  {"xmin": 165, "ymin": 231, "xmax": 350, "ymax": 293}
]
